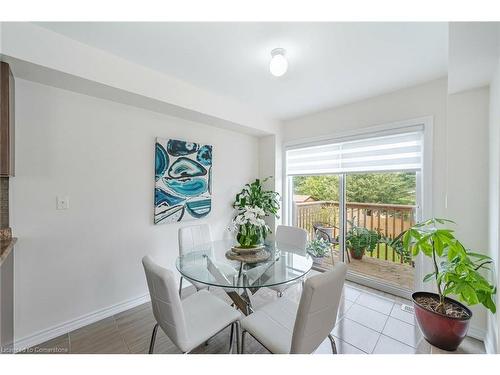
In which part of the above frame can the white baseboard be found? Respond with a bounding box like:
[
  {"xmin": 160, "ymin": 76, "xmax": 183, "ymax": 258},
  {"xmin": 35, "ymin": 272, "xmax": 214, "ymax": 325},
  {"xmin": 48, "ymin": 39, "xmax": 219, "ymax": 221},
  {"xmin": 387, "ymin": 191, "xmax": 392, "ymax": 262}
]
[
  {"xmin": 484, "ymin": 335, "xmax": 496, "ymax": 354},
  {"xmin": 484, "ymin": 316, "xmax": 498, "ymax": 354},
  {"xmin": 13, "ymin": 293, "xmax": 151, "ymax": 352},
  {"xmin": 467, "ymin": 325, "xmax": 486, "ymax": 342}
]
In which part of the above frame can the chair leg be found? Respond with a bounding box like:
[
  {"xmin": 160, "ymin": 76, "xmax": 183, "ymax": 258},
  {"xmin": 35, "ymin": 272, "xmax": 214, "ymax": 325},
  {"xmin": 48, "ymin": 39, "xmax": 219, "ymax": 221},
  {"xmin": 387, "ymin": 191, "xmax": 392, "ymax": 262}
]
[
  {"xmin": 328, "ymin": 334, "xmax": 337, "ymax": 354},
  {"xmin": 148, "ymin": 323, "xmax": 159, "ymax": 354},
  {"xmin": 241, "ymin": 330, "xmax": 247, "ymax": 354},
  {"xmin": 178, "ymin": 276, "xmax": 184, "ymax": 297},
  {"xmin": 228, "ymin": 323, "xmax": 234, "ymax": 353},
  {"xmin": 235, "ymin": 322, "xmax": 241, "ymax": 354}
]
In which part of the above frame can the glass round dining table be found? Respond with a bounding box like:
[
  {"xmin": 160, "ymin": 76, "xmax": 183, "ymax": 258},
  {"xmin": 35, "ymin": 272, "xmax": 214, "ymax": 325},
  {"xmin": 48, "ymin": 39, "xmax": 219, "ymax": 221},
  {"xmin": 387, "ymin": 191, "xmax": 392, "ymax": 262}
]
[{"xmin": 175, "ymin": 239, "xmax": 313, "ymax": 315}]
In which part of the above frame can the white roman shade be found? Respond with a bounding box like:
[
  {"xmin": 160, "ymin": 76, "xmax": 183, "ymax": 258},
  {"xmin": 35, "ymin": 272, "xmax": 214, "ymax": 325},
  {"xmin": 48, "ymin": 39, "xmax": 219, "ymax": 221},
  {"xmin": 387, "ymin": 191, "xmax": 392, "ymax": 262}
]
[{"xmin": 286, "ymin": 129, "xmax": 423, "ymax": 176}]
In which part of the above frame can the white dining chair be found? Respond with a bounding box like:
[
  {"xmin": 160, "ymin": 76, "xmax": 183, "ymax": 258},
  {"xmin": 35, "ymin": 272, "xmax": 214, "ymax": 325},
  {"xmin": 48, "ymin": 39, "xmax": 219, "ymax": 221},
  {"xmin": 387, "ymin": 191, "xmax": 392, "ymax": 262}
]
[
  {"xmin": 240, "ymin": 262, "xmax": 347, "ymax": 354},
  {"xmin": 178, "ymin": 223, "xmax": 213, "ymax": 297},
  {"xmin": 269, "ymin": 225, "xmax": 308, "ymax": 297},
  {"xmin": 142, "ymin": 256, "xmax": 241, "ymax": 354}
]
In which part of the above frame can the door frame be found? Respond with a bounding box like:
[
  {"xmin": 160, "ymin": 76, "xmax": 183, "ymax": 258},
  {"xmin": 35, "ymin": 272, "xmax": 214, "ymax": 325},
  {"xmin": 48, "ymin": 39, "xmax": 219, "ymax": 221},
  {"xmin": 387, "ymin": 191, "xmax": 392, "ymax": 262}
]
[{"xmin": 283, "ymin": 116, "xmax": 434, "ymax": 299}]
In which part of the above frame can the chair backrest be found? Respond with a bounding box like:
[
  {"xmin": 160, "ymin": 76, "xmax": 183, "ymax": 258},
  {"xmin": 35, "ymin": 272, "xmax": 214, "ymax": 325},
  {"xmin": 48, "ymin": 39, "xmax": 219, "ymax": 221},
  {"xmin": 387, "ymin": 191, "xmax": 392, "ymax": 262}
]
[
  {"xmin": 178, "ymin": 223, "xmax": 212, "ymax": 256},
  {"xmin": 290, "ymin": 262, "xmax": 348, "ymax": 354},
  {"xmin": 315, "ymin": 228, "xmax": 332, "ymax": 243},
  {"xmin": 142, "ymin": 256, "xmax": 189, "ymax": 350},
  {"xmin": 275, "ymin": 225, "xmax": 308, "ymax": 251}
]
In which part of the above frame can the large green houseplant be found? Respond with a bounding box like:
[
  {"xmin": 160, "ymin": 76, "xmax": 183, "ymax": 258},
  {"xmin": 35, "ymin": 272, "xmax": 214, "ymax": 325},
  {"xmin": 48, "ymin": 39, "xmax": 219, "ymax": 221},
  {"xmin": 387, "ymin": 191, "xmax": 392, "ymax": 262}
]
[
  {"xmin": 232, "ymin": 177, "xmax": 280, "ymax": 248},
  {"xmin": 397, "ymin": 218, "xmax": 496, "ymax": 351}
]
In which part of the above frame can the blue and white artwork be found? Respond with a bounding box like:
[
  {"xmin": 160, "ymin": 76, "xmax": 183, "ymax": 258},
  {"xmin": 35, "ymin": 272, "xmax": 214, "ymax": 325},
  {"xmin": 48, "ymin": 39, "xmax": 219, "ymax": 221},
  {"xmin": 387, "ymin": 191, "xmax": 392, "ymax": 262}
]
[{"xmin": 154, "ymin": 138, "xmax": 212, "ymax": 224}]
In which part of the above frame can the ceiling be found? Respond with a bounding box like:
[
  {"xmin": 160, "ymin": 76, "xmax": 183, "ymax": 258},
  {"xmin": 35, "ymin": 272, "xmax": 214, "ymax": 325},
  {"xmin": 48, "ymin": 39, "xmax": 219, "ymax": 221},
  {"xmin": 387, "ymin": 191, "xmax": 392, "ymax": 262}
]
[
  {"xmin": 36, "ymin": 22, "xmax": 448, "ymax": 121},
  {"xmin": 448, "ymin": 22, "xmax": 500, "ymax": 93}
]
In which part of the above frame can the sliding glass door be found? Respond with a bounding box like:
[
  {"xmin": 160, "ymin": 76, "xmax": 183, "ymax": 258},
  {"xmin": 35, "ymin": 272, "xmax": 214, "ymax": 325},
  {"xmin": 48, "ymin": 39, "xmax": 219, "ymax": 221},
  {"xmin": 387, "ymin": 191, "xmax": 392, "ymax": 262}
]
[
  {"xmin": 285, "ymin": 126, "xmax": 424, "ymax": 297},
  {"xmin": 344, "ymin": 172, "xmax": 417, "ymax": 294}
]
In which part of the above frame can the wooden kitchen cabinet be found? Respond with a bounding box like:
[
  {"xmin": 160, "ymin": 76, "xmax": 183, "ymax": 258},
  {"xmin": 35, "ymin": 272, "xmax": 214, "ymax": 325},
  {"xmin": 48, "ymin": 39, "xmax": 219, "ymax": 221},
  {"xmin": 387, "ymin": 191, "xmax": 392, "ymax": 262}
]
[{"xmin": 0, "ymin": 62, "xmax": 15, "ymax": 177}]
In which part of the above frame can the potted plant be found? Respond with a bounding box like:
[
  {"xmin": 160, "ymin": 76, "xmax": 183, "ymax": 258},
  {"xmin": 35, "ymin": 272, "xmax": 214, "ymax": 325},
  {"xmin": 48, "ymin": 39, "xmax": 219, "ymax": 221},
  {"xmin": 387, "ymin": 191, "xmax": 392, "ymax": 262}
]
[
  {"xmin": 345, "ymin": 219, "xmax": 381, "ymax": 260},
  {"xmin": 233, "ymin": 177, "xmax": 280, "ymax": 248},
  {"xmin": 307, "ymin": 238, "xmax": 331, "ymax": 264},
  {"xmin": 398, "ymin": 218, "xmax": 496, "ymax": 351},
  {"xmin": 380, "ymin": 235, "xmax": 413, "ymax": 265}
]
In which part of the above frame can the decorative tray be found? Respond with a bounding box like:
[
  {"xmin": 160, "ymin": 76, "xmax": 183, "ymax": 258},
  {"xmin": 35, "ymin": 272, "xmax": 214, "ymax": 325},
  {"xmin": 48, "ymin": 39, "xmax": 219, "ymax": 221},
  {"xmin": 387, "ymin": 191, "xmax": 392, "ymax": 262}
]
[
  {"xmin": 225, "ymin": 249, "xmax": 270, "ymax": 264},
  {"xmin": 231, "ymin": 245, "xmax": 265, "ymax": 255}
]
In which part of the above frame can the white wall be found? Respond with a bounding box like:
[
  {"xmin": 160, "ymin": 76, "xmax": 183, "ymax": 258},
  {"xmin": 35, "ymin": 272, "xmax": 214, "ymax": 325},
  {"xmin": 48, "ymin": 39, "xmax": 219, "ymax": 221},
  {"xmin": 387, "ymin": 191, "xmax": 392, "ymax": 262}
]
[
  {"xmin": 11, "ymin": 79, "xmax": 259, "ymax": 346},
  {"xmin": 488, "ymin": 58, "xmax": 500, "ymax": 354},
  {"xmin": 282, "ymin": 78, "xmax": 491, "ymax": 340},
  {"xmin": 446, "ymin": 87, "xmax": 490, "ymax": 252},
  {"xmin": 258, "ymin": 134, "xmax": 283, "ymax": 236},
  {"xmin": 446, "ymin": 87, "xmax": 490, "ymax": 336}
]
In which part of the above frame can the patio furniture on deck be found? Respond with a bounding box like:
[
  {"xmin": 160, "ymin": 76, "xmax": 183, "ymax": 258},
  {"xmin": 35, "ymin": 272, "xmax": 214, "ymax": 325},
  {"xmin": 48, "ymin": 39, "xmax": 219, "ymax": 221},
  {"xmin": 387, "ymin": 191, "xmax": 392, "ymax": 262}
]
[{"xmin": 313, "ymin": 222, "xmax": 350, "ymax": 263}]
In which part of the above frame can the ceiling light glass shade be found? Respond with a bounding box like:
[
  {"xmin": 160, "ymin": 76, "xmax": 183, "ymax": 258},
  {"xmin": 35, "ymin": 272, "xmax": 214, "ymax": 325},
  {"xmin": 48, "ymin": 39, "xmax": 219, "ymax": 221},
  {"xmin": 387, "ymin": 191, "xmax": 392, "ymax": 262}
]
[{"xmin": 270, "ymin": 48, "xmax": 288, "ymax": 77}]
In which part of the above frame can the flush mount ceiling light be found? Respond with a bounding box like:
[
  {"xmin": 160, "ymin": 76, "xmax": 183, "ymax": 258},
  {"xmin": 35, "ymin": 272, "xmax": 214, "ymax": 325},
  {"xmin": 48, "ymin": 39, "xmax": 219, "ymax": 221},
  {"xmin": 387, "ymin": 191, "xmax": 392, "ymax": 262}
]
[{"xmin": 269, "ymin": 48, "xmax": 288, "ymax": 77}]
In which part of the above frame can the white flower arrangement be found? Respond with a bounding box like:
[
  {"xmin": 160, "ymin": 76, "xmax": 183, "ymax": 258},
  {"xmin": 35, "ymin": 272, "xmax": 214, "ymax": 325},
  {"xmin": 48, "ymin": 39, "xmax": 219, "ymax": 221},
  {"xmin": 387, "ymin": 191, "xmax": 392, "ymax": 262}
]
[
  {"xmin": 233, "ymin": 206, "xmax": 270, "ymax": 231},
  {"xmin": 234, "ymin": 206, "xmax": 267, "ymax": 227},
  {"xmin": 232, "ymin": 205, "xmax": 270, "ymax": 247}
]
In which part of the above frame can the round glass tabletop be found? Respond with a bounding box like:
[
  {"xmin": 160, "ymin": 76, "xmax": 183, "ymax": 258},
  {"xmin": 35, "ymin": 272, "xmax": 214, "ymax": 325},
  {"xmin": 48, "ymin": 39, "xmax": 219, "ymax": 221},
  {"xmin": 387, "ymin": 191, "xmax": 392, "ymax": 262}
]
[{"xmin": 175, "ymin": 239, "xmax": 313, "ymax": 289}]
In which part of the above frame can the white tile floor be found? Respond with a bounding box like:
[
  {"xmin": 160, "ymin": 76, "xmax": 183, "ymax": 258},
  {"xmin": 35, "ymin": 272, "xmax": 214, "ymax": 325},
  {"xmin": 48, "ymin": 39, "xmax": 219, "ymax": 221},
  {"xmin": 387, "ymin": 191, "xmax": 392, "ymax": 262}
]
[
  {"xmin": 344, "ymin": 303, "xmax": 388, "ymax": 332},
  {"xmin": 373, "ymin": 335, "xmax": 415, "ymax": 354},
  {"xmin": 355, "ymin": 292, "xmax": 395, "ymax": 315},
  {"xmin": 332, "ymin": 317, "xmax": 381, "ymax": 353},
  {"xmin": 315, "ymin": 283, "xmax": 485, "ymax": 354}
]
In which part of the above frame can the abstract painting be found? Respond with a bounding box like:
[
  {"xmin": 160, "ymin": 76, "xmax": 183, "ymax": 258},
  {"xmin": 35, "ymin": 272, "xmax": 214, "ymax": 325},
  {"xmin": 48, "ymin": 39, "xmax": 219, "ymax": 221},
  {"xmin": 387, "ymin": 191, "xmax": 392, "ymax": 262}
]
[{"xmin": 154, "ymin": 138, "xmax": 212, "ymax": 224}]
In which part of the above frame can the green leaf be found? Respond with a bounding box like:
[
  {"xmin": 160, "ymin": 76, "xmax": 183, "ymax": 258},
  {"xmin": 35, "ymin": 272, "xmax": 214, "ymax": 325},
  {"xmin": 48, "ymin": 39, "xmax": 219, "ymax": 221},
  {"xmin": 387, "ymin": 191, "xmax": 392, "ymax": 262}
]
[
  {"xmin": 467, "ymin": 251, "xmax": 492, "ymax": 260},
  {"xmin": 397, "ymin": 217, "xmax": 497, "ymax": 314}
]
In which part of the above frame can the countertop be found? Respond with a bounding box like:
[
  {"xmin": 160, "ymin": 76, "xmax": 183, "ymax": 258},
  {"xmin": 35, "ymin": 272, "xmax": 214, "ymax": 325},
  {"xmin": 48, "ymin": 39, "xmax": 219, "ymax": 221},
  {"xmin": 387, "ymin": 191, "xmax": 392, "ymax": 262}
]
[{"xmin": 0, "ymin": 237, "xmax": 17, "ymax": 266}]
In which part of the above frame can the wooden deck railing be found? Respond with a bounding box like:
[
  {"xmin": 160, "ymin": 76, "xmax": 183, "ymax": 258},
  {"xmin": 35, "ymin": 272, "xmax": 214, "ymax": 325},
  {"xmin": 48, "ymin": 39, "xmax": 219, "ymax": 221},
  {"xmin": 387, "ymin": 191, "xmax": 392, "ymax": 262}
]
[{"xmin": 295, "ymin": 201, "xmax": 416, "ymax": 265}]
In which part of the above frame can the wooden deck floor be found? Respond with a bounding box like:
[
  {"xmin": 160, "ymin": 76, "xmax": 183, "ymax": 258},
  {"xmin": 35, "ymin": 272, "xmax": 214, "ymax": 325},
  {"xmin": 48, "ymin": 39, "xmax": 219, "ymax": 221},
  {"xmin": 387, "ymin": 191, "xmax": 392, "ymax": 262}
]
[{"xmin": 314, "ymin": 249, "xmax": 414, "ymax": 290}]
